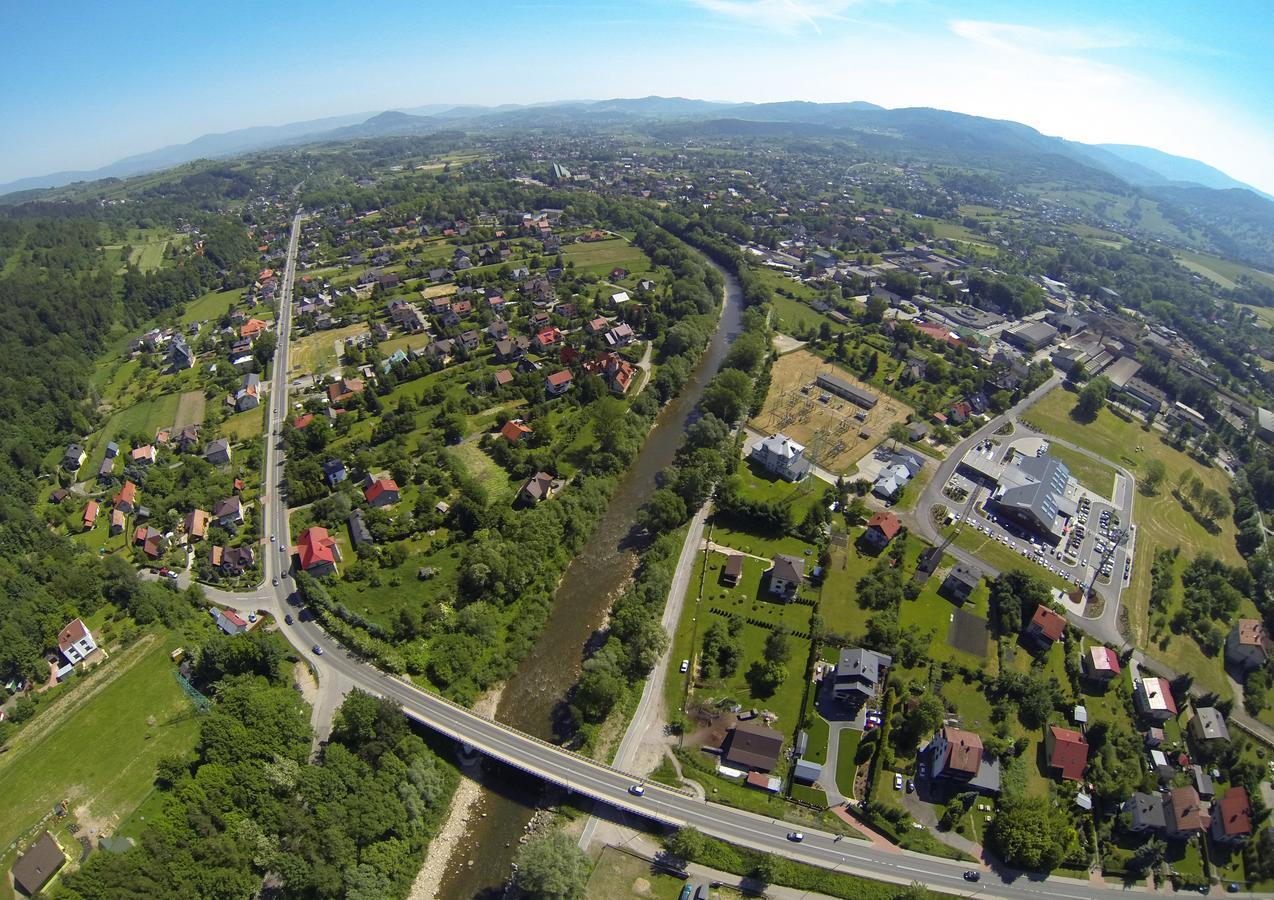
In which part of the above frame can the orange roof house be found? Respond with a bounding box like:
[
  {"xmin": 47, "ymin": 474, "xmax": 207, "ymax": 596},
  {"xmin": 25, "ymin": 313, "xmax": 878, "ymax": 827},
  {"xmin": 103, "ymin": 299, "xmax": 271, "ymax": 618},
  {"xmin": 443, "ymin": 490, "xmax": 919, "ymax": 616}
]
[
  {"xmin": 82, "ymin": 500, "xmax": 99, "ymax": 530},
  {"xmin": 240, "ymin": 318, "xmax": 269, "ymax": 339},
  {"xmin": 1026, "ymin": 604, "xmax": 1067, "ymax": 646},
  {"xmin": 327, "ymin": 377, "xmax": 364, "ymax": 405},
  {"xmin": 499, "ymin": 419, "xmax": 533, "ymax": 442}
]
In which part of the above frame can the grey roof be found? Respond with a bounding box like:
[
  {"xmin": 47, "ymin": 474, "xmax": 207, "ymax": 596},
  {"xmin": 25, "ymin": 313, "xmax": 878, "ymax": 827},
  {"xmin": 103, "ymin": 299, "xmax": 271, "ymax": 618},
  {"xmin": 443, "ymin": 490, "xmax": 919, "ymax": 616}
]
[
  {"xmin": 771, "ymin": 554, "xmax": 805, "ymax": 584},
  {"xmin": 1192, "ymin": 764, "xmax": 1214, "ymax": 798},
  {"xmin": 792, "ymin": 759, "xmax": 823, "ymax": 784},
  {"xmin": 815, "ymin": 373, "xmax": 877, "ymax": 408},
  {"xmin": 1006, "ymin": 321, "xmax": 1058, "ymax": 347},
  {"xmin": 348, "ymin": 509, "xmax": 373, "ymax": 546},
  {"xmin": 1126, "ymin": 791, "xmax": 1168, "ymax": 831},
  {"xmin": 947, "ymin": 563, "xmax": 982, "ymax": 590},
  {"xmin": 993, "ymin": 453, "xmax": 1072, "ymax": 535},
  {"xmin": 835, "ymin": 647, "xmax": 892, "ymax": 693},
  {"xmin": 1192, "ymin": 706, "xmax": 1231, "ymax": 741}
]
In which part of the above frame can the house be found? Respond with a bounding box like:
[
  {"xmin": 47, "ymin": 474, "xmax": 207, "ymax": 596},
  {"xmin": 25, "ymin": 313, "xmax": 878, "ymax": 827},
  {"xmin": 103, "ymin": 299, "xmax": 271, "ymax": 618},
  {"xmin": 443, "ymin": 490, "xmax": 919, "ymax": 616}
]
[
  {"xmin": 168, "ymin": 338, "xmax": 195, "ymax": 371},
  {"xmin": 586, "ymin": 316, "xmax": 610, "ymax": 336},
  {"xmin": 1166, "ymin": 786, "xmax": 1211, "ymax": 839},
  {"xmin": 235, "ymin": 373, "xmax": 261, "ymax": 411},
  {"xmin": 749, "ymin": 433, "xmax": 810, "ymax": 482},
  {"xmin": 767, "ymin": 554, "xmax": 805, "ymax": 599},
  {"xmin": 82, "ymin": 499, "xmax": 99, "ymax": 530},
  {"xmin": 205, "ymin": 438, "xmax": 232, "ymax": 466},
  {"xmin": 1084, "ymin": 645, "xmax": 1122, "ymax": 682},
  {"xmin": 109, "ymin": 508, "xmax": 126, "ymax": 536},
  {"xmin": 322, "ymin": 458, "xmax": 347, "ymax": 487},
  {"xmin": 458, "ymin": 329, "xmax": 481, "ymax": 352},
  {"xmin": 104, "ymin": 441, "xmax": 118, "ymax": 459},
  {"xmin": 297, "ymin": 526, "xmax": 340, "ymax": 576},
  {"xmin": 183, "ymin": 508, "xmax": 210, "ymax": 542},
  {"xmin": 173, "ymin": 425, "xmax": 199, "ymax": 453},
  {"xmin": 213, "ymin": 608, "xmax": 249, "ymax": 636},
  {"xmin": 131, "ymin": 444, "xmax": 157, "ymax": 466},
  {"xmin": 499, "ymin": 419, "xmax": 533, "ymax": 443},
  {"xmin": 605, "ymin": 322, "xmax": 636, "ymax": 347},
  {"xmin": 521, "ymin": 472, "xmax": 558, "ymax": 504},
  {"xmin": 1125, "ymin": 791, "xmax": 1168, "ymax": 833},
  {"xmin": 610, "ymin": 290, "xmax": 630, "ymax": 306},
  {"xmin": 62, "ymin": 443, "xmax": 86, "ymax": 472},
  {"xmin": 721, "ymin": 722, "xmax": 784, "ymax": 772},
  {"xmin": 832, "ymin": 647, "xmax": 892, "ymax": 704},
  {"xmin": 133, "ymin": 525, "xmax": 164, "ymax": 559},
  {"xmin": 940, "ymin": 564, "xmax": 982, "ymax": 604},
  {"xmin": 722, "ymin": 554, "xmax": 744, "ymax": 586},
  {"xmin": 113, "ymin": 480, "xmax": 138, "ymax": 513},
  {"xmin": 928, "ymin": 726, "xmax": 1001, "ymax": 793},
  {"xmin": 292, "ymin": 413, "xmax": 314, "ymax": 430},
  {"xmin": 1192, "ymin": 764, "xmax": 1215, "ymax": 799},
  {"xmin": 214, "ymin": 496, "xmax": 244, "ymax": 528},
  {"xmin": 1024, "ymin": 604, "xmax": 1067, "ymax": 649},
  {"xmin": 863, "ymin": 511, "xmax": 902, "ymax": 549},
  {"xmin": 365, "ymin": 477, "xmax": 400, "ymax": 508},
  {"xmin": 240, "ymin": 318, "xmax": 269, "ymax": 340},
  {"xmin": 97, "ymin": 457, "xmax": 115, "ymax": 481},
  {"xmin": 327, "ymin": 377, "xmax": 364, "ymax": 405},
  {"xmin": 1188, "ymin": 706, "xmax": 1230, "ymax": 744},
  {"xmin": 533, "ymin": 326, "xmax": 563, "ymax": 353},
  {"xmin": 57, "ymin": 618, "xmax": 97, "ymax": 666},
  {"xmin": 873, "ymin": 463, "xmax": 913, "ymax": 500},
  {"xmin": 1135, "ymin": 676, "xmax": 1178, "ymax": 722},
  {"xmin": 1211, "ymin": 787, "xmax": 1253, "ymax": 845},
  {"xmin": 211, "ymin": 545, "xmax": 255, "ymax": 576},
  {"xmin": 545, "ymin": 369, "xmax": 573, "ymax": 396},
  {"xmin": 348, "ymin": 509, "xmax": 373, "ymax": 547},
  {"xmin": 495, "ymin": 336, "xmax": 530, "ymax": 362},
  {"xmin": 1226, "ymin": 619, "xmax": 1273, "ymax": 675},
  {"xmin": 487, "ymin": 318, "xmax": 510, "ymax": 341},
  {"xmin": 1044, "ymin": 725, "xmax": 1088, "ymax": 781},
  {"xmin": 12, "ymin": 832, "xmax": 66, "ymax": 897},
  {"xmin": 494, "ymin": 369, "xmax": 515, "ymax": 388}
]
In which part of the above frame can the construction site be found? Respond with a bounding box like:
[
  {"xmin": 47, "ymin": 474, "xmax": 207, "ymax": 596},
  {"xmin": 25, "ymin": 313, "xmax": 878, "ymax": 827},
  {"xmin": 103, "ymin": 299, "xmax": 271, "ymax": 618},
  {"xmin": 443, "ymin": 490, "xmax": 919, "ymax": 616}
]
[{"xmin": 749, "ymin": 349, "xmax": 914, "ymax": 476}]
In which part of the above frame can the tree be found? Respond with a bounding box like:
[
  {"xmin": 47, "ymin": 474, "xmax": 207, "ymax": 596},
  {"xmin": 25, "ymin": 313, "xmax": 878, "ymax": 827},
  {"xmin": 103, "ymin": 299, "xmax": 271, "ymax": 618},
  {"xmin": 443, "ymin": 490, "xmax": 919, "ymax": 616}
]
[
  {"xmin": 763, "ymin": 625, "xmax": 791, "ymax": 666},
  {"xmin": 700, "ymin": 368, "xmax": 753, "ymax": 423},
  {"xmin": 897, "ymin": 694, "xmax": 945, "ymax": 749},
  {"xmin": 1142, "ymin": 458, "xmax": 1166, "ymax": 495},
  {"xmin": 987, "ymin": 794, "xmax": 1075, "ymax": 871},
  {"xmin": 639, "ymin": 488, "xmax": 687, "ymax": 533},
  {"xmin": 665, "ymin": 826, "xmax": 707, "ymax": 862},
  {"xmin": 1129, "ymin": 835, "xmax": 1166, "ymax": 874},
  {"xmin": 1075, "ymin": 377, "xmax": 1110, "ymax": 422},
  {"xmin": 515, "ymin": 831, "xmax": 590, "ymax": 899}
]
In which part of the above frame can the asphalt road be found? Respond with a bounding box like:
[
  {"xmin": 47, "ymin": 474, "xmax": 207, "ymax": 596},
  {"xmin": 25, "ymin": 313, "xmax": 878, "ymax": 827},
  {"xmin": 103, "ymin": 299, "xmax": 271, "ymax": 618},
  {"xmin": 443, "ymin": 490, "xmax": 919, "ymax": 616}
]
[{"xmin": 213, "ymin": 216, "xmax": 1270, "ymax": 896}]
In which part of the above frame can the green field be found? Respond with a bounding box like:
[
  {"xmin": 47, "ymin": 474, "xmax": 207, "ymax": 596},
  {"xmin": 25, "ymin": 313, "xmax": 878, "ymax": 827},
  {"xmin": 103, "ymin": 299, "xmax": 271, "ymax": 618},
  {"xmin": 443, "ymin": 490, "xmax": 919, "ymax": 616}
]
[
  {"xmin": 0, "ymin": 630, "xmax": 200, "ymax": 850},
  {"xmin": 220, "ymin": 405, "xmax": 266, "ymax": 442},
  {"xmin": 585, "ymin": 846, "xmax": 747, "ymax": 900},
  {"xmin": 289, "ymin": 323, "xmax": 366, "ymax": 377},
  {"xmin": 1044, "ymin": 441, "xmax": 1117, "ymax": 499},
  {"xmin": 561, "ymin": 238, "xmax": 650, "ymax": 277},
  {"xmin": 180, "ymin": 287, "xmax": 242, "ymax": 324},
  {"xmin": 1174, "ymin": 249, "xmax": 1274, "ymax": 292},
  {"xmin": 1023, "ymin": 387, "xmax": 1240, "ymax": 641},
  {"xmin": 445, "ymin": 442, "xmax": 518, "ymax": 505}
]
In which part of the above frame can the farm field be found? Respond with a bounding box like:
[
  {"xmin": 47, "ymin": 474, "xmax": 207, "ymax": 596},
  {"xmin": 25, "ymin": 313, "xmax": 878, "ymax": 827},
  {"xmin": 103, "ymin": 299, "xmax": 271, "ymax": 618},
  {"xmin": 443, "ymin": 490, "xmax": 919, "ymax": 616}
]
[
  {"xmin": 1023, "ymin": 387, "xmax": 1240, "ymax": 641},
  {"xmin": 173, "ymin": 390, "xmax": 206, "ymax": 429},
  {"xmin": 749, "ymin": 349, "xmax": 913, "ymax": 476},
  {"xmin": 288, "ymin": 323, "xmax": 368, "ymax": 378},
  {"xmin": 1174, "ymin": 249, "xmax": 1274, "ymax": 292},
  {"xmin": 445, "ymin": 442, "xmax": 518, "ymax": 505},
  {"xmin": 0, "ymin": 630, "xmax": 199, "ymax": 851}
]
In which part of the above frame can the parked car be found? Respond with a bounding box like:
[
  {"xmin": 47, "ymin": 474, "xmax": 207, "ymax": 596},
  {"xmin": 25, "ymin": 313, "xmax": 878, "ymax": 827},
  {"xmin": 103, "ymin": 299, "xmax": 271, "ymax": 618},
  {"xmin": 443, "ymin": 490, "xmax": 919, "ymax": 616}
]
[
  {"xmin": 679, "ymin": 659, "xmax": 689, "ymax": 673},
  {"xmin": 894, "ymin": 773, "xmax": 904, "ymax": 790}
]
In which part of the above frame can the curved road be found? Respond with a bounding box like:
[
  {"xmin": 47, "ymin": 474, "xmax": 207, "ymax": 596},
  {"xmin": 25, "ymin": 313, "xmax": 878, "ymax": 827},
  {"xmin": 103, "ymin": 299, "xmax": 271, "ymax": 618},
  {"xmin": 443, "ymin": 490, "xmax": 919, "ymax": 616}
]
[{"xmin": 208, "ymin": 212, "xmax": 1236, "ymax": 898}]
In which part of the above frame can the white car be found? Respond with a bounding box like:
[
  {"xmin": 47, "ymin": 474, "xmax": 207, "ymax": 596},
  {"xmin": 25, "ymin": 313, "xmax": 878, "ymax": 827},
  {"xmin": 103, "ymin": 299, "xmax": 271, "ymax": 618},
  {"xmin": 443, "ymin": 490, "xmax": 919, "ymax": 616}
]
[
  {"xmin": 680, "ymin": 659, "xmax": 690, "ymax": 673},
  {"xmin": 894, "ymin": 773, "xmax": 904, "ymax": 790}
]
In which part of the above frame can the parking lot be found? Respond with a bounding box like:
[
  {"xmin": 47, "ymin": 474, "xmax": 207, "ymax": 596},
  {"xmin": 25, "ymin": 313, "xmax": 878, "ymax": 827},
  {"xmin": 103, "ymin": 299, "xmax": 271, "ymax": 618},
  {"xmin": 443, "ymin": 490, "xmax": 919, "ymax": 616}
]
[{"xmin": 943, "ymin": 440, "xmax": 1134, "ymax": 594}]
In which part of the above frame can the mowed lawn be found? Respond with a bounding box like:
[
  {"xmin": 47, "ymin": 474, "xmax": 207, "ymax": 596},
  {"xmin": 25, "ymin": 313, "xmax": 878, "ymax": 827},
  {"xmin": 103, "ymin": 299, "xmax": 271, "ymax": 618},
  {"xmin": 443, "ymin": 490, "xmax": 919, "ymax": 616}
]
[
  {"xmin": 180, "ymin": 287, "xmax": 242, "ymax": 324},
  {"xmin": 1024, "ymin": 387, "xmax": 1240, "ymax": 641},
  {"xmin": 0, "ymin": 631, "xmax": 199, "ymax": 848},
  {"xmin": 1043, "ymin": 442, "xmax": 1117, "ymax": 500},
  {"xmin": 561, "ymin": 238, "xmax": 650, "ymax": 277}
]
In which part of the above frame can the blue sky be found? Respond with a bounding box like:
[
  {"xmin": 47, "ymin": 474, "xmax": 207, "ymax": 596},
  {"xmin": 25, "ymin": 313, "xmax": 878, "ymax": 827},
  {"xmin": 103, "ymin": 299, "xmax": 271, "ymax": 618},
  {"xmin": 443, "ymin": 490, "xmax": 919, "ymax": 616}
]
[{"xmin": 3, "ymin": 0, "xmax": 1272, "ymax": 192}]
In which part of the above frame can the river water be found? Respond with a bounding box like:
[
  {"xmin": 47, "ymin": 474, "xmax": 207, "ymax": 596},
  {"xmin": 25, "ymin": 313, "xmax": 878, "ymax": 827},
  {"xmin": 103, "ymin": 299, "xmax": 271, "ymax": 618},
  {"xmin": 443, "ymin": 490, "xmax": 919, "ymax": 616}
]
[{"xmin": 438, "ymin": 263, "xmax": 744, "ymax": 898}]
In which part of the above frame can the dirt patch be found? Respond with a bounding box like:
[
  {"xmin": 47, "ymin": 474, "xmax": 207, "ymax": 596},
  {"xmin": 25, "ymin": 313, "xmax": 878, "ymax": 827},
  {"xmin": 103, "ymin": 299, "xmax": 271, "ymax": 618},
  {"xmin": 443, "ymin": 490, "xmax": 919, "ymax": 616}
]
[
  {"xmin": 174, "ymin": 391, "xmax": 206, "ymax": 429},
  {"xmin": 749, "ymin": 349, "xmax": 913, "ymax": 475}
]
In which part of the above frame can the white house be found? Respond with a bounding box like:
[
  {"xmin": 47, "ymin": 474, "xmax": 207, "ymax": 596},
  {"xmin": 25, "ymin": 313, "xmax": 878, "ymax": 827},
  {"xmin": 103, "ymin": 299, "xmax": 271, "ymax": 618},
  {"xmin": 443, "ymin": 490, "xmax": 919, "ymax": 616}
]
[
  {"xmin": 749, "ymin": 433, "xmax": 811, "ymax": 482},
  {"xmin": 57, "ymin": 618, "xmax": 98, "ymax": 666},
  {"xmin": 212, "ymin": 608, "xmax": 249, "ymax": 636}
]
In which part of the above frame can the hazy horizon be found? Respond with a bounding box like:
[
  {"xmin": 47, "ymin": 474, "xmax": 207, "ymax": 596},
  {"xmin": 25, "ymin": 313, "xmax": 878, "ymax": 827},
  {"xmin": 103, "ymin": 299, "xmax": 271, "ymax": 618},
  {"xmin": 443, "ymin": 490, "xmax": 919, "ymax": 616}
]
[{"xmin": 3, "ymin": 0, "xmax": 1273, "ymax": 193}]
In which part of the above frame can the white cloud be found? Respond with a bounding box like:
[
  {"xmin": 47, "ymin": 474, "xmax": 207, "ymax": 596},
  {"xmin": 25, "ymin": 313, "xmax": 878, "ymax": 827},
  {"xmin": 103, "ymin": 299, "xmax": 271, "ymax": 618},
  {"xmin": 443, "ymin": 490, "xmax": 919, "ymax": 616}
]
[
  {"xmin": 687, "ymin": 0, "xmax": 862, "ymax": 33},
  {"xmin": 949, "ymin": 19, "xmax": 1138, "ymax": 53}
]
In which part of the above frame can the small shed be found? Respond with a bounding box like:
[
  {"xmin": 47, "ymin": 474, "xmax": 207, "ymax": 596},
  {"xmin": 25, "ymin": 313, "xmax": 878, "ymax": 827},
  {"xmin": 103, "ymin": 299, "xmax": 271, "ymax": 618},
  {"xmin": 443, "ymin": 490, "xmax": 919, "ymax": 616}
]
[{"xmin": 792, "ymin": 759, "xmax": 823, "ymax": 785}]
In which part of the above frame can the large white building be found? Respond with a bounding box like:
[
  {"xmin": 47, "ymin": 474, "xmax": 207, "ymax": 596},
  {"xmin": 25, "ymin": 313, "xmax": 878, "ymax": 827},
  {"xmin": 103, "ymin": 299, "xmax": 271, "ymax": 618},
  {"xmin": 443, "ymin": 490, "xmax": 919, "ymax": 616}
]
[{"xmin": 750, "ymin": 433, "xmax": 811, "ymax": 482}]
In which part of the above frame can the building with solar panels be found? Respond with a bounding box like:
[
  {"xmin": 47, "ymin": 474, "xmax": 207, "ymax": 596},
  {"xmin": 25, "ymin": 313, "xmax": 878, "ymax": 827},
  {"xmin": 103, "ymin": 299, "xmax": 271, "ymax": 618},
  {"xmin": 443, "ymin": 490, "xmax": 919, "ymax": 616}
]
[{"xmin": 989, "ymin": 453, "xmax": 1077, "ymax": 542}]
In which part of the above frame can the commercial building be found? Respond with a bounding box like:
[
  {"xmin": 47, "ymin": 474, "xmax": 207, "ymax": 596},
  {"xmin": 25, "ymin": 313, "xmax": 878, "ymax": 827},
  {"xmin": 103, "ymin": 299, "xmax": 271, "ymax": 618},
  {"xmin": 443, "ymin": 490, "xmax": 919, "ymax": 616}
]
[{"xmin": 988, "ymin": 453, "xmax": 1076, "ymax": 541}]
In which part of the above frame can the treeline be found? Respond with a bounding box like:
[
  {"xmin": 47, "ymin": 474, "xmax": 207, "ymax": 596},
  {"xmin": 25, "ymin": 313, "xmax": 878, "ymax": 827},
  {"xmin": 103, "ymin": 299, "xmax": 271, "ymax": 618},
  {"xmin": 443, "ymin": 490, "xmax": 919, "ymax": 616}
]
[
  {"xmin": 59, "ymin": 636, "xmax": 456, "ymax": 899},
  {"xmin": 568, "ymin": 256, "xmax": 773, "ymax": 744}
]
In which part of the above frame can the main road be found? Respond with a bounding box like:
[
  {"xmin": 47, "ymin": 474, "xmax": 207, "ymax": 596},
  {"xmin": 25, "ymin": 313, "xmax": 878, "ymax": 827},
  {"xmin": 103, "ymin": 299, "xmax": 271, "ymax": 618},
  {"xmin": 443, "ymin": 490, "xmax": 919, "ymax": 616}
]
[{"xmin": 220, "ymin": 212, "xmax": 1181, "ymax": 898}]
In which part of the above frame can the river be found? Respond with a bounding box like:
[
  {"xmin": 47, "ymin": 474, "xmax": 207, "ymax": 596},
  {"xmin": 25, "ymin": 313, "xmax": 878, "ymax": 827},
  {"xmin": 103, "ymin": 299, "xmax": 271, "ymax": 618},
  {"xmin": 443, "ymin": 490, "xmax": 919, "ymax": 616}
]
[{"xmin": 437, "ymin": 262, "xmax": 744, "ymax": 898}]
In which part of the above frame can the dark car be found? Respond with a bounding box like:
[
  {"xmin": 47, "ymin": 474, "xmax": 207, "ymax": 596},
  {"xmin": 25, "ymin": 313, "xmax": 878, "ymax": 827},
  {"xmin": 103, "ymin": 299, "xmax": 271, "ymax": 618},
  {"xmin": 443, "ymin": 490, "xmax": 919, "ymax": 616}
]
[
  {"xmin": 284, "ymin": 614, "xmax": 293, "ymax": 625},
  {"xmin": 964, "ymin": 871, "xmax": 981, "ymax": 882}
]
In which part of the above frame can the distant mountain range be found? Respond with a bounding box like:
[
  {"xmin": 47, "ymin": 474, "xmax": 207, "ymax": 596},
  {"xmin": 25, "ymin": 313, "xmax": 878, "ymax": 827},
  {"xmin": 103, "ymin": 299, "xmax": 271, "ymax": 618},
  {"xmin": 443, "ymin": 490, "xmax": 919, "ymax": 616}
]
[{"xmin": 5, "ymin": 95, "xmax": 1273, "ymax": 270}]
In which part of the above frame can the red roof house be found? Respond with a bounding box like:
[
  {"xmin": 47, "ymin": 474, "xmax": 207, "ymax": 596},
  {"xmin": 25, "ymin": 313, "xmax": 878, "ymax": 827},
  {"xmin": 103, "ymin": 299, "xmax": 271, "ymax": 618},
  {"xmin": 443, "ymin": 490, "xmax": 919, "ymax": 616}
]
[
  {"xmin": 864, "ymin": 511, "xmax": 901, "ymax": 548},
  {"xmin": 499, "ymin": 420, "xmax": 533, "ymax": 442},
  {"xmin": 545, "ymin": 369, "xmax": 573, "ymax": 395},
  {"xmin": 1085, "ymin": 645, "xmax": 1121, "ymax": 681},
  {"xmin": 297, "ymin": 526, "xmax": 339, "ymax": 576},
  {"xmin": 1026, "ymin": 605, "xmax": 1067, "ymax": 647},
  {"xmin": 1045, "ymin": 725, "xmax": 1088, "ymax": 781},
  {"xmin": 364, "ymin": 478, "xmax": 400, "ymax": 508},
  {"xmin": 293, "ymin": 413, "xmax": 315, "ymax": 430}
]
